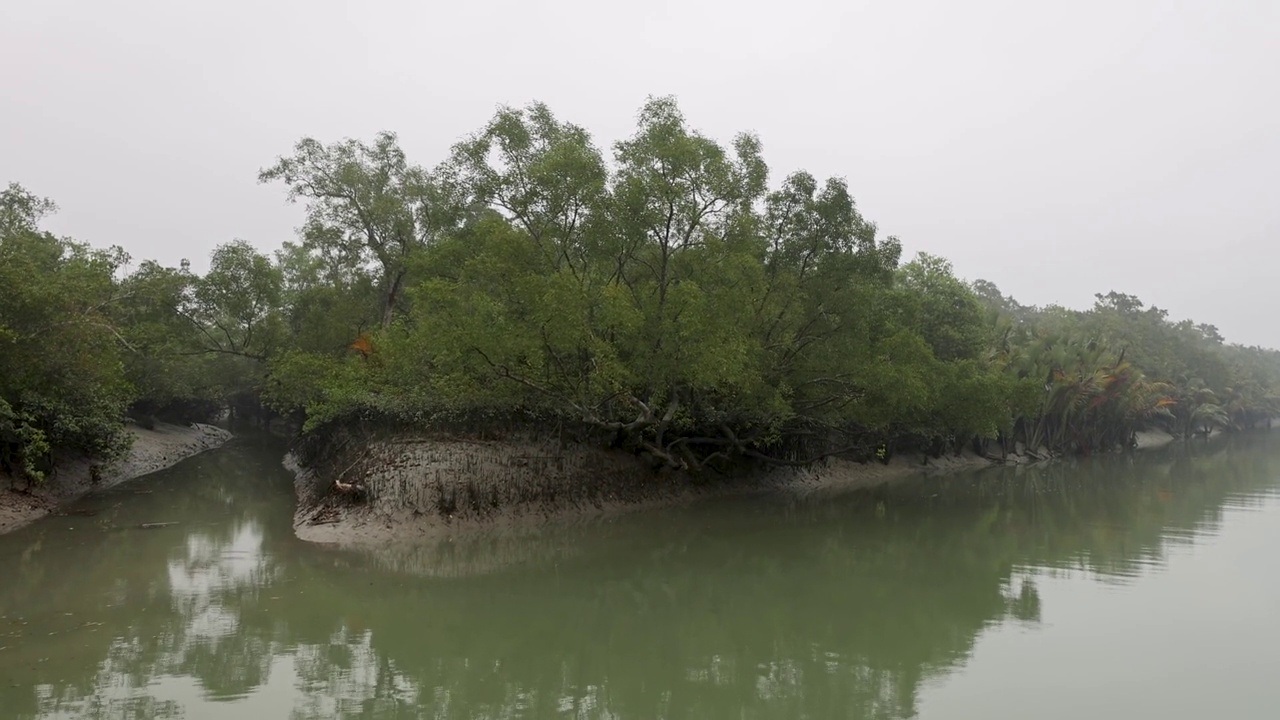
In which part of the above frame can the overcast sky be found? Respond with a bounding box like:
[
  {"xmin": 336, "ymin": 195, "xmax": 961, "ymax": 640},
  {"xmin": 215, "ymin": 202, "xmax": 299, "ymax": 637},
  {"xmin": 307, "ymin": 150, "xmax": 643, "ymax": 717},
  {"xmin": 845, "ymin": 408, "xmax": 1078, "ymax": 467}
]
[{"xmin": 3, "ymin": 0, "xmax": 1278, "ymax": 345}]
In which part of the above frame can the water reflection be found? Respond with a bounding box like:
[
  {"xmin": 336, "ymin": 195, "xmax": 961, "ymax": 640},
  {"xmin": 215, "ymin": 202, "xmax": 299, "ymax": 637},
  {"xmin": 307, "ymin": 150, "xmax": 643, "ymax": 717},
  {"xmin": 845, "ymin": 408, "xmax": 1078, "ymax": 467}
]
[{"xmin": 0, "ymin": 433, "xmax": 1279, "ymax": 718}]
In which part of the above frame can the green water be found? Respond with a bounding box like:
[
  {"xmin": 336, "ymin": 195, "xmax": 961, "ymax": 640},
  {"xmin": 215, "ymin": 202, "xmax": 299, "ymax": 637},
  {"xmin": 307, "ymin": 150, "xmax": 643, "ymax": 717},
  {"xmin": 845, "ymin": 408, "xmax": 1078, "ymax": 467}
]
[{"xmin": 2, "ymin": 433, "xmax": 1279, "ymax": 719}]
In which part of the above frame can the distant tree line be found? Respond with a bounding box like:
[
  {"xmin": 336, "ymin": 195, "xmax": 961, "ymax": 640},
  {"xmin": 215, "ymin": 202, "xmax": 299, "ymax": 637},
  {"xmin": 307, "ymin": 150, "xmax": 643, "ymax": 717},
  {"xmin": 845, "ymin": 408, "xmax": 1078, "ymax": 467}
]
[{"xmin": 4, "ymin": 98, "xmax": 1279, "ymax": 483}]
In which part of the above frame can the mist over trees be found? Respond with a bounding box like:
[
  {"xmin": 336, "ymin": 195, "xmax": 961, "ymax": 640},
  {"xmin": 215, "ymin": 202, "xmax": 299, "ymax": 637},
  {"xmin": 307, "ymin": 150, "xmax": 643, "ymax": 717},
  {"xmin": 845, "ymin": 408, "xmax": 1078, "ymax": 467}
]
[{"xmin": 4, "ymin": 98, "xmax": 1280, "ymax": 483}]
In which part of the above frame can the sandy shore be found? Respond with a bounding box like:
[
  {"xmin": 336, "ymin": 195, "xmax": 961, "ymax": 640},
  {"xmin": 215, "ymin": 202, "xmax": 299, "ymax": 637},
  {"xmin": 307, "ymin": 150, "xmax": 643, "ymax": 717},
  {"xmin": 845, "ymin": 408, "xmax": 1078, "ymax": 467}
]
[{"xmin": 0, "ymin": 421, "xmax": 232, "ymax": 535}]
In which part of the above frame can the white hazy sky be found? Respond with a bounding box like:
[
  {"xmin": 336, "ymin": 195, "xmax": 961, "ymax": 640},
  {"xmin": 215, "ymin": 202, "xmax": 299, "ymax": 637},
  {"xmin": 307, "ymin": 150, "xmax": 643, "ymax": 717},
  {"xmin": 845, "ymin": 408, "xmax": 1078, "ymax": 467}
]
[{"xmin": 3, "ymin": 0, "xmax": 1278, "ymax": 345}]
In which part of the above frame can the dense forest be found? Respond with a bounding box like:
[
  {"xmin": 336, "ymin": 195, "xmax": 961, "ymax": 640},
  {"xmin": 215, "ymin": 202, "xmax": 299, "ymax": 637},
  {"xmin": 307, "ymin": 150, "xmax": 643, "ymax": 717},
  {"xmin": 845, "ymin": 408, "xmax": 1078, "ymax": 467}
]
[{"xmin": 4, "ymin": 98, "xmax": 1279, "ymax": 483}]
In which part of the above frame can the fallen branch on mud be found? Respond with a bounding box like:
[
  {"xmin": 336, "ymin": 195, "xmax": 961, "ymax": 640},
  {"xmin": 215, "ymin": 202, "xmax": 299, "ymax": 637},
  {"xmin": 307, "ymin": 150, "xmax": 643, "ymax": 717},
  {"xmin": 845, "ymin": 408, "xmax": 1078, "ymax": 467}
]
[{"xmin": 333, "ymin": 478, "xmax": 367, "ymax": 497}]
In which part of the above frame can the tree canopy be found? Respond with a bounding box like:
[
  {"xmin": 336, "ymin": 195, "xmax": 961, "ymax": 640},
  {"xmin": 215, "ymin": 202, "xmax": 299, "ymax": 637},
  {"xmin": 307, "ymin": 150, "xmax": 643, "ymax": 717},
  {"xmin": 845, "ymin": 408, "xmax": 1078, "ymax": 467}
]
[{"xmin": 5, "ymin": 98, "xmax": 1280, "ymax": 484}]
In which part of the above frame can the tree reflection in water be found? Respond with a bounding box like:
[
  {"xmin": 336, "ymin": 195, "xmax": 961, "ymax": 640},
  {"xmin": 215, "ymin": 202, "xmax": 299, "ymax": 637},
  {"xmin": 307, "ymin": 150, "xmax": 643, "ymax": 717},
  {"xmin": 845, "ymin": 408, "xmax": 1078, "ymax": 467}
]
[{"xmin": 0, "ymin": 433, "xmax": 1277, "ymax": 719}]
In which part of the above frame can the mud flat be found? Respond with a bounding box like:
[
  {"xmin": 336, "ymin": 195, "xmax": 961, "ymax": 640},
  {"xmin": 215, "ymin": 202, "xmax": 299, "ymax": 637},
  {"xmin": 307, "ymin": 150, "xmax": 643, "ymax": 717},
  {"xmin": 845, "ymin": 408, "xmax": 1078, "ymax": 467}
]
[
  {"xmin": 289, "ymin": 430, "xmax": 992, "ymax": 563},
  {"xmin": 0, "ymin": 422, "xmax": 232, "ymax": 535}
]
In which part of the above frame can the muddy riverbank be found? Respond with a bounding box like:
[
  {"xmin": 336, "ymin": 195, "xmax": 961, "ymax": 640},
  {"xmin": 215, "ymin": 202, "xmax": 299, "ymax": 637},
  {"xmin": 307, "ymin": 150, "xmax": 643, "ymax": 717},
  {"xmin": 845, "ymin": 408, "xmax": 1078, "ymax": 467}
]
[
  {"xmin": 289, "ymin": 431, "xmax": 994, "ymax": 549},
  {"xmin": 0, "ymin": 421, "xmax": 232, "ymax": 534}
]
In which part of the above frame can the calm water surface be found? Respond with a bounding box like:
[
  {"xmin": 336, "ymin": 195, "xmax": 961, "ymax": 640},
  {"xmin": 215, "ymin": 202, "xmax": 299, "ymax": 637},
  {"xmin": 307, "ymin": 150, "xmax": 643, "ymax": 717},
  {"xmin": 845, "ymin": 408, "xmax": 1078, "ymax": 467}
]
[{"xmin": 2, "ymin": 433, "xmax": 1279, "ymax": 719}]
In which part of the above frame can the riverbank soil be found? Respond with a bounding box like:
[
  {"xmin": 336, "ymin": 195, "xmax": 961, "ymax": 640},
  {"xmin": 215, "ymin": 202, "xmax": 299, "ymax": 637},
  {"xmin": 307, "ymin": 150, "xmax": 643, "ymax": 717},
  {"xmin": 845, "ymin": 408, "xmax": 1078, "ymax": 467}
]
[
  {"xmin": 1134, "ymin": 429, "xmax": 1177, "ymax": 449},
  {"xmin": 291, "ymin": 434, "xmax": 994, "ymax": 548},
  {"xmin": 0, "ymin": 421, "xmax": 231, "ymax": 535}
]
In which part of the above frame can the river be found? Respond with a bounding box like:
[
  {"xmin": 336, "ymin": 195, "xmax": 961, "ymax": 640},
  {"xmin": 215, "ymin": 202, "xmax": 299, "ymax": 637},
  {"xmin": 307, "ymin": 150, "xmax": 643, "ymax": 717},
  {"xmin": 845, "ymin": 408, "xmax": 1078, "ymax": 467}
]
[{"xmin": 1, "ymin": 432, "xmax": 1278, "ymax": 719}]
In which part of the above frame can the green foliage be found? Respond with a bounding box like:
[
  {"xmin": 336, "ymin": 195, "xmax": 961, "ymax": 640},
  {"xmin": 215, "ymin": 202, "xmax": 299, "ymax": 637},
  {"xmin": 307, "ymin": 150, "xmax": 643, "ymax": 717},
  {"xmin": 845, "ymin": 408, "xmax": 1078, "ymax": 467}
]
[
  {"xmin": 263, "ymin": 350, "xmax": 372, "ymax": 432},
  {"xmin": 261, "ymin": 99, "xmax": 1006, "ymax": 468},
  {"xmin": 898, "ymin": 253, "xmax": 988, "ymax": 362},
  {"xmin": 0, "ymin": 185, "xmax": 133, "ymax": 481},
  {"xmin": 252, "ymin": 99, "xmax": 1280, "ymax": 467},
  {"xmin": 258, "ymin": 132, "xmax": 460, "ymax": 329},
  {"xmin": 113, "ymin": 259, "xmax": 219, "ymax": 420},
  {"xmin": 8, "ymin": 98, "xmax": 1280, "ymax": 482},
  {"xmin": 974, "ymin": 280, "xmax": 1280, "ymax": 455},
  {"xmin": 0, "ymin": 398, "xmax": 51, "ymax": 482}
]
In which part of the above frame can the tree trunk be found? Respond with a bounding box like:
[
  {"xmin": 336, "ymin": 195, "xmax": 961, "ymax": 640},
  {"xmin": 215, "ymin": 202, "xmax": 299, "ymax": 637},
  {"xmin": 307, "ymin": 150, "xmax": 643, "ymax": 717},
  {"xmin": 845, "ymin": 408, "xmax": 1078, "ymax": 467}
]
[{"xmin": 381, "ymin": 269, "xmax": 407, "ymax": 329}]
